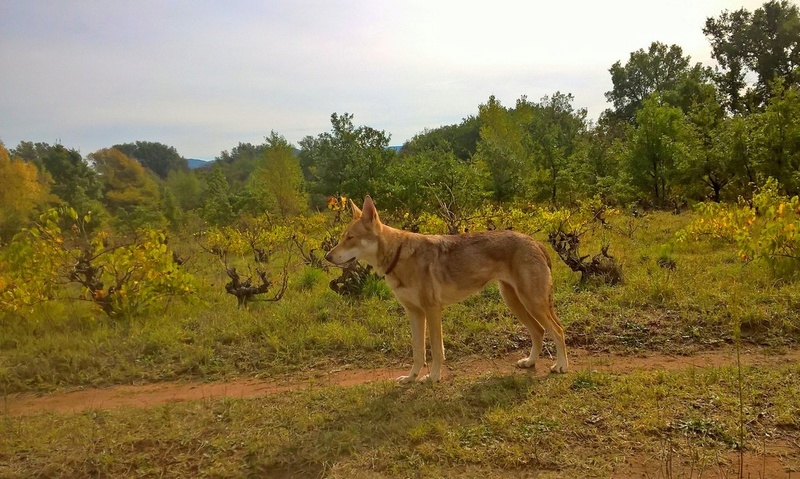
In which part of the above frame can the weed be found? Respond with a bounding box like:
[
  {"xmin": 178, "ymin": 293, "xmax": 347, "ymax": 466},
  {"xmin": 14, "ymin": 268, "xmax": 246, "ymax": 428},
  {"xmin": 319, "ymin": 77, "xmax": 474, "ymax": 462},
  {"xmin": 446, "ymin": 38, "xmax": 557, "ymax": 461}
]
[
  {"xmin": 295, "ymin": 266, "xmax": 325, "ymax": 291},
  {"xmin": 361, "ymin": 273, "xmax": 393, "ymax": 300}
]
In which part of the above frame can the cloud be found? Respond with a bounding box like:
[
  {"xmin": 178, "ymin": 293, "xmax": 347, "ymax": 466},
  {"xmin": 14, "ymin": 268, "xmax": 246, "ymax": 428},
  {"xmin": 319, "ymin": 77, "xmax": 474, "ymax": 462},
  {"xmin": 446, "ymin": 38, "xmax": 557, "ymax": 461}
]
[{"xmin": 0, "ymin": 0, "xmax": 771, "ymax": 159}]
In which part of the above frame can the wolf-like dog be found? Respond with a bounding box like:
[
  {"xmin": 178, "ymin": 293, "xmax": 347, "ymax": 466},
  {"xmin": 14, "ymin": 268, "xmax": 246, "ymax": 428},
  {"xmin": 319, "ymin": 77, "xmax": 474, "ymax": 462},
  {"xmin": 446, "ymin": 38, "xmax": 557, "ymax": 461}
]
[{"xmin": 325, "ymin": 196, "xmax": 568, "ymax": 383}]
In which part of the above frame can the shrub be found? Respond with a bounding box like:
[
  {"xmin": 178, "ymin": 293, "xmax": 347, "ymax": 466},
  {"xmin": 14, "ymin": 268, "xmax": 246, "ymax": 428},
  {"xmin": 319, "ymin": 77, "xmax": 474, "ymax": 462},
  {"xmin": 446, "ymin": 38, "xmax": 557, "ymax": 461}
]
[
  {"xmin": 1, "ymin": 207, "xmax": 195, "ymax": 317},
  {"xmin": 677, "ymin": 178, "xmax": 800, "ymax": 277}
]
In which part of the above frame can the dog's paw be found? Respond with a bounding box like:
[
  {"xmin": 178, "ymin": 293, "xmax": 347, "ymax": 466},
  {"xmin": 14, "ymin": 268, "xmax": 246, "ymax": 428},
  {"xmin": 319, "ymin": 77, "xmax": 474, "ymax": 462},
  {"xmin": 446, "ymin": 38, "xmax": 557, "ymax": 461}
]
[
  {"xmin": 550, "ymin": 363, "xmax": 568, "ymax": 374},
  {"xmin": 516, "ymin": 357, "xmax": 536, "ymax": 369},
  {"xmin": 419, "ymin": 373, "xmax": 440, "ymax": 384},
  {"xmin": 396, "ymin": 374, "xmax": 418, "ymax": 384}
]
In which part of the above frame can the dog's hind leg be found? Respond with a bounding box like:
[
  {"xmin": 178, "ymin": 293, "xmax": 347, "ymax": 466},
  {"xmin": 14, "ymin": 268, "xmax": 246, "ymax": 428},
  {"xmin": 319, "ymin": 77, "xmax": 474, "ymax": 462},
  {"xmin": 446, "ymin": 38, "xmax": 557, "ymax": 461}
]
[
  {"xmin": 500, "ymin": 281, "xmax": 544, "ymax": 369},
  {"xmin": 521, "ymin": 290, "xmax": 568, "ymax": 373},
  {"xmin": 397, "ymin": 303, "xmax": 427, "ymax": 384},
  {"xmin": 422, "ymin": 305, "xmax": 444, "ymax": 383},
  {"xmin": 544, "ymin": 299, "xmax": 569, "ymax": 373}
]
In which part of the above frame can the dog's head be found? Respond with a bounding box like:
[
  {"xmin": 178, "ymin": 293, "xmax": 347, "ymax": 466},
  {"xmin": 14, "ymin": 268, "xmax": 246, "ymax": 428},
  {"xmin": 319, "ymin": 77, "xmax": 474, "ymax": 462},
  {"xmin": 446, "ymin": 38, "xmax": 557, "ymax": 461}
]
[{"xmin": 324, "ymin": 195, "xmax": 382, "ymax": 266}]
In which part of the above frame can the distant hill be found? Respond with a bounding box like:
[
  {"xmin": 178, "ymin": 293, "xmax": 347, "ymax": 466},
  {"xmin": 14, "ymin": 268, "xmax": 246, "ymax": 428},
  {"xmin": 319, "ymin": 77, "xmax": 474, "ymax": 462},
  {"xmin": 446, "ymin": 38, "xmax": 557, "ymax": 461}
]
[{"xmin": 187, "ymin": 158, "xmax": 211, "ymax": 169}]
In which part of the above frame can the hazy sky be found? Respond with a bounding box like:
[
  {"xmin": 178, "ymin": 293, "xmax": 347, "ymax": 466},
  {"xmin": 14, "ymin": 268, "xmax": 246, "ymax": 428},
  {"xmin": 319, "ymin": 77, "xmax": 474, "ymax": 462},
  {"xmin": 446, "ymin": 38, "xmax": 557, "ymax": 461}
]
[{"xmin": 0, "ymin": 1, "xmax": 767, "ymax": 160}]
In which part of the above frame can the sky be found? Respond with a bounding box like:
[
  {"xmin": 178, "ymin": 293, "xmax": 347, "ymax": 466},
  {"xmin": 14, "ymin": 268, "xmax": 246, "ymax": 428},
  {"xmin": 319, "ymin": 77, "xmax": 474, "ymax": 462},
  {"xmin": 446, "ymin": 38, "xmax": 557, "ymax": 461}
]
[{"xmin": 0, "ymin": 1, "xmax": 769, "ymax": 160}]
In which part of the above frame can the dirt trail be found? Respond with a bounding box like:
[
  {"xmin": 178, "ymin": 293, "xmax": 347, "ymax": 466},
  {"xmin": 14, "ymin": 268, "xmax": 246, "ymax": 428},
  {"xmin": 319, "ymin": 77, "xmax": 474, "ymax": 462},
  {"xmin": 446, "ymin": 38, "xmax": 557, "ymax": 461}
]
[{"xmin": 3, "ymin": 346, "xmax": 800, "ymax": 417}]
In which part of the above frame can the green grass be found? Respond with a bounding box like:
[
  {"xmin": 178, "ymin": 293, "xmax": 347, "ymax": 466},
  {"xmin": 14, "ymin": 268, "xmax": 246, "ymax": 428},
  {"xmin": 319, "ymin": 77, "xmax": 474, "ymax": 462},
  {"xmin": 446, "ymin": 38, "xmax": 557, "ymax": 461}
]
[
  {"xmin": 1, "ymin": 212, "xmax": 799, "ymax": 394},
  {"xmin": 2, "ymin": 362, "xmax": 798, "ymax": 477},
  {"xmin": 1, "ymin": 211, "xmax": 800, "ymax": 477}
]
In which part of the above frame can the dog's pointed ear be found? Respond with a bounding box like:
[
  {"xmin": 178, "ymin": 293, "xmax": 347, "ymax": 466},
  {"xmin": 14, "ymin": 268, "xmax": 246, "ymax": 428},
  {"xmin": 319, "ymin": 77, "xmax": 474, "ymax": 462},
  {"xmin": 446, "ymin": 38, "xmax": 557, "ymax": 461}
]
[
  {"xmin": 362, "ymin": 195, "xmax": 381, "ymax": 225},
  {"xmin": 349, "ymin": 199, "xmax": 362, "ymax": 219}
]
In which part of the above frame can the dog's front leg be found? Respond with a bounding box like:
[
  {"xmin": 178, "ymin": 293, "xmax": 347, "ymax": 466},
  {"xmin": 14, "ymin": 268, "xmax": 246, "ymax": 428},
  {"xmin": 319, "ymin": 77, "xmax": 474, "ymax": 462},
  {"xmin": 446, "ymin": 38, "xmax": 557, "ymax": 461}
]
[
  {"xmin": 421, "ymin": 306, "xmax": 444, "ymax": 383},
  {"xmin": 397, "ymin": 304, "xmax": 426, "ymax": 384}
]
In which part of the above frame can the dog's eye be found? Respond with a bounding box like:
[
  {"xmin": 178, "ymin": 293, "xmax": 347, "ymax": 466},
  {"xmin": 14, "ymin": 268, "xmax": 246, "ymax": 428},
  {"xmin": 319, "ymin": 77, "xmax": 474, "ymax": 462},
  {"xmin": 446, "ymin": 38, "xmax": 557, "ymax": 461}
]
[{"xmin": 346, "ymin": 235, "xmax": 354, "ymax": 241}]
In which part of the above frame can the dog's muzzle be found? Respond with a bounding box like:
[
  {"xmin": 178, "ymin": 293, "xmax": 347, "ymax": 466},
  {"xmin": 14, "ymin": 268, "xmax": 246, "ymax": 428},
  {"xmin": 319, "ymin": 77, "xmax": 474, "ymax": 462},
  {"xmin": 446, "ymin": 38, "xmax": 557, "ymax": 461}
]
[{"xmin": 325, "ymin": 251, "xmax": 355, "ymax": 265}]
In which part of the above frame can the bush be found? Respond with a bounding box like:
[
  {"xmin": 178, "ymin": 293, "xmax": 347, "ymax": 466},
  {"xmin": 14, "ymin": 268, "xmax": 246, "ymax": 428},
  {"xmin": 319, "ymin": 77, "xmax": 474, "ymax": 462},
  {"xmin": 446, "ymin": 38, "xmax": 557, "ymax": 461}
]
[
  {"xmin": 0, "ymin": 207, "xmax": 195, "ymax": 318},
  {"xmin": 677, "ymin": 178, "xmax": 800, "ymax": 277}
]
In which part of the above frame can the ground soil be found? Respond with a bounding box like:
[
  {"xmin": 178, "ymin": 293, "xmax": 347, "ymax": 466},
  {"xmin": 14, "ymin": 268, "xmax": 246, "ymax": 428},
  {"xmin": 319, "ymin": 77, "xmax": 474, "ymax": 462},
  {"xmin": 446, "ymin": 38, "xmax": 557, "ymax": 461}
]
[
  {"xmin": 3, "ymin": 346, "xmax": 799, "ymax": 478},
  {"xmin": 4, "ymin": 346, "xmax": 800, "ymax": 416}
]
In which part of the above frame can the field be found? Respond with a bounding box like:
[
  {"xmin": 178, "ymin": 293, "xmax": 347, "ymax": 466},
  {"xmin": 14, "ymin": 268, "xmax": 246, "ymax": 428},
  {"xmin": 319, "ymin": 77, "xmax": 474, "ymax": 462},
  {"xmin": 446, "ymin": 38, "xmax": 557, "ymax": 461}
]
[{"xmin": 2, "ymin": 211, "xmax": 799, "ymax": 478}]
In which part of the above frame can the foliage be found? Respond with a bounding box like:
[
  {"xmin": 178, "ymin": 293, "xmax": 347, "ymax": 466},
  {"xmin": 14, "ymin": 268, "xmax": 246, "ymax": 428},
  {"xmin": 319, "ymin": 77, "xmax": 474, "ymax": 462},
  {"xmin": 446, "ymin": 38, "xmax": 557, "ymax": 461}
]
[
  {"xmin": 89, "ymin": 148, "xmax": 164, "ymax": 231},
  {"xmin": 203, "ymin": 215, "xmax": 292, "ymax": 261},
  {"xmin": 523, "ymin": 92, "xmax": 588, "ymax": 203},
  {"xmin": 678, "ymin": 178, "xmax": 800, "ymax": 276},
  {"xmin": 114, "ymin": 141, "xmax": 188, "ymax": 179},
  {"xmin": 537, "ymin": 198, "xmax": 624, "ymax": 284},
  {"xmin": 473, "ymin": 93, "xmax": 589, "ymax": 204},
  {"xmin": 704, "ymin": 0, "xmax": 800, "ymax": 112},
  {"xmin": 200, "ymin": 165, "xmax": 234, "ymax": 226},
  {"xmin": 0, "ymin": 143, "xmax": 53, "ymax": 240},
  {"xmin": 749, "ymin": 79, "xmax": 800, "ymax": 193},
  {"xmin": 382, "ymin": 148, "xmax": 490, "ymax": 232},
  {"xmin": 685, "ymin": 83, "xmax": 732, "ymax": 201},
  {"xmin": 299, "ymin": 112, "xmax": 394, "ymax": 200},
  {"xmin": 246, "ymin": 131, "xmax": 308, "ymax": 217},
  {"xmin": 475, "ymin": 95, "xmax": 528, "ymax": 201},
  {"xmin": 201, "ymin": 214, "xmax": 293, "ymax": 307},
  {"xmin": 0, "ymin": 207, "xmax": 195, "ymax": 317},
  {"xmin": 401, "ymin": 115, "xmax": 481, "ymax": 160},
  {"xmin": 12, "ymin": 141, "xmax": 103, "ymax": 210},
  {"xmin": 625, "ymin": 95, "xmax": 696, "ymax": 206},
  {"xmin": 604, "ymin": 41, "xmax": 711, "ymax": 123},
  {"xmin": 165, "ymin": 168, "xmax": 203, "ymax": 212},
  {"xmin": 216, "ymin": 141, "xmax": 268, "ymax": 186}
]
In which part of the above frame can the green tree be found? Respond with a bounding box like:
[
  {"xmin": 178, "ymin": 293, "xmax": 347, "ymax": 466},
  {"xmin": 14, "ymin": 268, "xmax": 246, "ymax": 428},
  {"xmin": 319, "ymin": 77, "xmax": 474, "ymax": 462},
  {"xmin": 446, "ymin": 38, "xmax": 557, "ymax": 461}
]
[
  {"xmin": 0, "ymin": 143, "xmax": 53, "ymax": 240},
  {"xmin": 626, "ymin": 96, "xmax": 696, "ymax": 206},
  {"xmin": 381, "ymin": 145, "xmax": 491, "ymax": 233},
  {"xmin": 217, "ymin": 142, "xmax": 268, "ymax": 186},
  {"xmin": 299, "ymin": 113, "xmax": 394, "ymax": 200},
  {"xmin": 718, "ymin": 114, "xmax": 761, "ymax": 194},
  {"xmin": 474, "ymin": 95, "xmax": 528, "ymax": 202},
  {"xmin": 114, "ymin": 141, "xmax": 188, "ymax": 179},
  {"xmin": 685, "ymin": 84, "xmax": 733, "ymax": 201},
  {"xmin": 248, "ymin": 132, "xmax": 307, "ymax": 216},
  {"xmin": 382, "ymin": 147, "xmax": 490, "ymax": 227},
  {"xmin": 525, "ymin": 92, "xmax": 588, "ymax": 203},
  {"xmin": 165, "ymin": 169, "xmax": 202, "ymax": 212},
  {"xmin": 12, "ymin": 141, "xmax": 102, "ymax": 209},
  {"xmin": 605, "ymin": 42, "xmax": 710, "ymax": 123},
  {"xmin": 582, "ymin": 117, "xmax": 629, "ymax": 202},
  {"xmin": 89, "ymin": 148, "xmax": 164, "ymax": 230},
  {"xmin": 402, "ymin": 116, "xmax": 481, "ymax": 160},
  {"xmin": 704, "ymin": 0, "xmax": 800, "ymax": 112},
  {"xmin": 750, "ymin": 79, "xmax": 800, "ymax": 193},
  {"xmin": 201, "ymin": 165, "xmax": 234, "ymax": 226}
]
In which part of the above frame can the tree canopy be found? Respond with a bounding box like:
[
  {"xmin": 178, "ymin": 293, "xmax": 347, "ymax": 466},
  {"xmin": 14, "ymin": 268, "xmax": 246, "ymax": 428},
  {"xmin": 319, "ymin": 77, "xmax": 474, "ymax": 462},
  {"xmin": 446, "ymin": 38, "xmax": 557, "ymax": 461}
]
[
  {"xmin": 0, "ymin": 143, "xmax": 53, "ymax": 240},
  {"xmin": 604, "ymin": 41, "xmax": 711, "ymax": 124},
  {"xmin": 704, "ymin": 0, "xmax": 800, "ymax": 112},
  {"xmin": 113, "ymin": 141, "xmax": 188, "ymax": 179},
  {"xmin": 3, "ymin": 0, "xmax": 800, "ymax": 236},
  {"xmin": 12, "ymin": 141, "xmax": 102, "ymax": 209},
  {"xmin": 299, "ymin": 113, "xmax": 394, "ymax": 201}
]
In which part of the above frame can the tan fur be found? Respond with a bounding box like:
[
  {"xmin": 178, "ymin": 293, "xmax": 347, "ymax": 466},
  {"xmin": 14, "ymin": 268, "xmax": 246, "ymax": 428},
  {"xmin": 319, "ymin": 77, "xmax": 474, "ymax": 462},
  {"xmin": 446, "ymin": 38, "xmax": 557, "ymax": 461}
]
[{"xmin": 325, "ymin": 196, "xmax": 568, "ymax": 383}]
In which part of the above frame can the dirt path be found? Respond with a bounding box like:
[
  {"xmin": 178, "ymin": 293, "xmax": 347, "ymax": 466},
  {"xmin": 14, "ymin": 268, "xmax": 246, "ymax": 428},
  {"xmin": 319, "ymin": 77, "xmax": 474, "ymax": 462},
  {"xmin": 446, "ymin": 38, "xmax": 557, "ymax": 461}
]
[{"xmin": 3, "ymin": 346, "xmax": 800, "ymax": 417}]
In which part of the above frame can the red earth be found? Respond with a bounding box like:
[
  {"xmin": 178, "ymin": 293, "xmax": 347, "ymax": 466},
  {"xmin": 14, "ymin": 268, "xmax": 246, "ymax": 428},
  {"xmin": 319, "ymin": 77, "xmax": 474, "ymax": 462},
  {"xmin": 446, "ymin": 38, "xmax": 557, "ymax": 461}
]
[
  {"xmin": 4, "ymin": 346, "xmax": 799, "ymax": 478},
  {"xmin": 5, "ymin": 346, "xmax": 799, "ymax": 416}
]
